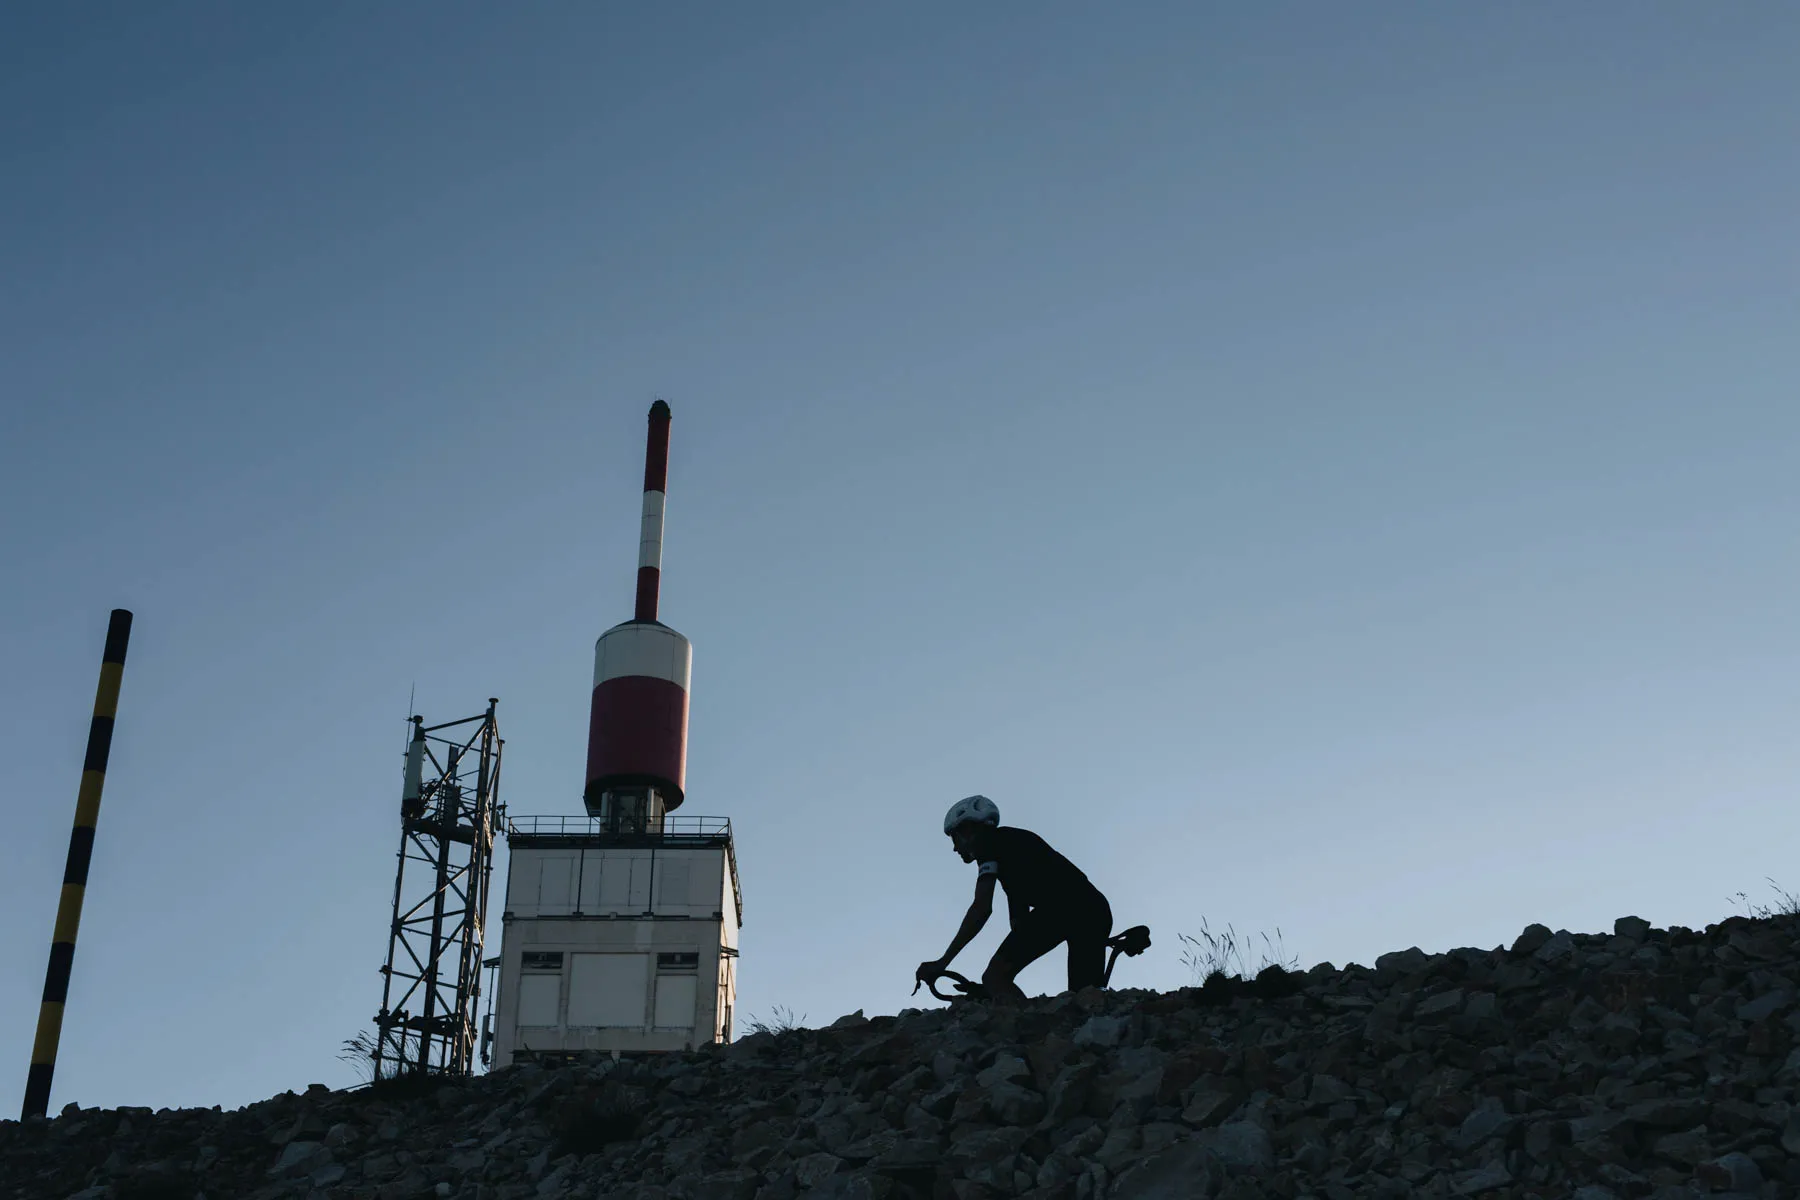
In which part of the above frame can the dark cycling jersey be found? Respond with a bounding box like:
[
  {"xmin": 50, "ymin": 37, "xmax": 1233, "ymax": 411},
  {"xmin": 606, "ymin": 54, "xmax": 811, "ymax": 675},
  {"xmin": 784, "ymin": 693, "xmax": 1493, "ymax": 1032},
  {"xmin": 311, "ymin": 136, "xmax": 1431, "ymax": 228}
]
[{"xmin": 976, "ymin": 826, "xmax": 1105, "ymax": 917}]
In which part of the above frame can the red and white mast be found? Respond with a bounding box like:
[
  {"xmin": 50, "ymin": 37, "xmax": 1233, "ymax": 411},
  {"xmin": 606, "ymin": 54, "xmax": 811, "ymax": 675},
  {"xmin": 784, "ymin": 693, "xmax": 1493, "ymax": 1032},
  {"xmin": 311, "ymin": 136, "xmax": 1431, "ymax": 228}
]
[
  {"xmin": 584, "ymin": 401, "xmax": 691, "ymax": 819},
  {"xmin": 634, "ymin": 400, "xmax": 670, "ymax": 622}
]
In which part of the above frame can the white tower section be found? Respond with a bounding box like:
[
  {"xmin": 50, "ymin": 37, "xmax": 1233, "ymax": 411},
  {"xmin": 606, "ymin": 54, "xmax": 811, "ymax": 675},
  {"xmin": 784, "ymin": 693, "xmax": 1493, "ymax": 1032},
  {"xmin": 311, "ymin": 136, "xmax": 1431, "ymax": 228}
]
[{"xmin": 492, "ymin": 817, "xmax": 741, "ymax": 1063}]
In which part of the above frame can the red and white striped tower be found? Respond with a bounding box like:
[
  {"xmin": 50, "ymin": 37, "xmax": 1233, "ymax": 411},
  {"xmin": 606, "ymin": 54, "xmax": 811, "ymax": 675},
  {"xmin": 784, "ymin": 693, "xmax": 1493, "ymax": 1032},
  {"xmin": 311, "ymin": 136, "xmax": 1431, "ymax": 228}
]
[{"xmin": 584, "ymin": 400, "xmax": 692, "ymax": 821}]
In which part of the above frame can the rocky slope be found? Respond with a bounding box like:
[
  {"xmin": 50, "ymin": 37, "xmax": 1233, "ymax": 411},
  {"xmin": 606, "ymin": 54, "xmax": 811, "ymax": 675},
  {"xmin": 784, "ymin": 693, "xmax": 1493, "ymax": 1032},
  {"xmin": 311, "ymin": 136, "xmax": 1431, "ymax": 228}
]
[{"xmin": 4, "ymin": 913, "xmax": 1799, "ymax": 1200}]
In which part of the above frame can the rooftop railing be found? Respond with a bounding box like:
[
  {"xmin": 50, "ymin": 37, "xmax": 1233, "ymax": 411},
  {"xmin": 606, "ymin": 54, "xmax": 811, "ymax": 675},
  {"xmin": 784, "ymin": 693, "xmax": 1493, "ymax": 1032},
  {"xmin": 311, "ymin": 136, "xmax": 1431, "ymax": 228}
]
[{"xmin": 506, "ymin": 814, "xmax": 732, "ymax": 840}]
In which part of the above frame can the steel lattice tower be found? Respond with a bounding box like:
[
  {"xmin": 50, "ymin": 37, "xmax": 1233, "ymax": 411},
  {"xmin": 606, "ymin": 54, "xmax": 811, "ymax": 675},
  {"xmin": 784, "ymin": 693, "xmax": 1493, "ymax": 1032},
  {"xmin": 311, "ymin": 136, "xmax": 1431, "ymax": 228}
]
[{"xmin": 372, "ymin": 701, "xmax": 504, "ymax": 1079}]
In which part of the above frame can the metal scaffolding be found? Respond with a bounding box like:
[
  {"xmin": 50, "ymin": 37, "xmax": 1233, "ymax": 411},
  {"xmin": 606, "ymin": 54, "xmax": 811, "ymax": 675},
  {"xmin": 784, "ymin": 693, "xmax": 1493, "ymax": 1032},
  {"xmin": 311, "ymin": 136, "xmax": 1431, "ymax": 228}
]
[{"xmin": 372, "ymin": 700, "xmax": 504, "ymax": 1079}]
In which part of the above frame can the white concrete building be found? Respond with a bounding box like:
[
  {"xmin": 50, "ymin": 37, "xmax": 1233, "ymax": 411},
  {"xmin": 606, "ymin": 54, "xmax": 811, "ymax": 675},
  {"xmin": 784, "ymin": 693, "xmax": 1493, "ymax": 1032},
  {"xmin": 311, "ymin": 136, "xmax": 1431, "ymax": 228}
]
[{"xmin": 490, "ymin": 815, "xmax": 740, "ymax": 1064}]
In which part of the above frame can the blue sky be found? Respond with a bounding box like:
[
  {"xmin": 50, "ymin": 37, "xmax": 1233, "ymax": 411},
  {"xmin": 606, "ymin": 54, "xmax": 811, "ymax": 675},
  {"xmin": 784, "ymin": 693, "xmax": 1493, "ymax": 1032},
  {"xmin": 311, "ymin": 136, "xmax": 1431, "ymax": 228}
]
[{"xmin": 4, "ymin": 3, "xmax": 1798, "ymax": 1112}]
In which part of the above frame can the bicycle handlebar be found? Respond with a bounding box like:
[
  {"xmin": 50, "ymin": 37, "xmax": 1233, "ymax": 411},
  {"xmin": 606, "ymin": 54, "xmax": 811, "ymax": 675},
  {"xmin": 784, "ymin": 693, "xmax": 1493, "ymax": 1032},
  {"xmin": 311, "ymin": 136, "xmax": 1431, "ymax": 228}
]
[{"xmin": 912, "ymin": 968, "xmax": 986, "ymax": 1002}]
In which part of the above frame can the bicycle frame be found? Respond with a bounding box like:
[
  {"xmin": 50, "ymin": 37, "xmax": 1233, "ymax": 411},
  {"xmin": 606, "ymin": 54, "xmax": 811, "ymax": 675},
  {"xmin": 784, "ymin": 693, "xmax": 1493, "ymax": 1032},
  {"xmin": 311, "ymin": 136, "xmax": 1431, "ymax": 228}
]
[{"xmin": 917, "ymin": 925, "xmax": 1152, "ymax": 1003}]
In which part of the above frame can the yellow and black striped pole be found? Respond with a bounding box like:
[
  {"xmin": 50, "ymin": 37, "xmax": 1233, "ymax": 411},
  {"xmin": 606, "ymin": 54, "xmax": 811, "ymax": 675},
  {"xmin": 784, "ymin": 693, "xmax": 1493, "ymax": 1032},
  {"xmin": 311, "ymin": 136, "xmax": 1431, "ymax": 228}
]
[{"xmin": 22, "ymin": 609, "xmax": 132, "ymax": 1121}]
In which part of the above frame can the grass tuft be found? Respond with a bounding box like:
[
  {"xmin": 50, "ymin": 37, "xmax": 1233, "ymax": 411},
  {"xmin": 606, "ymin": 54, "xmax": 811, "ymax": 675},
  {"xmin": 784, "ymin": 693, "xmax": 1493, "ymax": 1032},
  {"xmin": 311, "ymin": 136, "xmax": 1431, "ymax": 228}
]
[
  {"xmin": 744, "ymin": 1004, "xmax": 807, "ymax": 1036},
  {"xmin": 1728, "ymin": 878, "xmax": 1800, "ymax": 920},
  {"xmin": 337, "ymin": 1030, "xmax": 378, "ymax": 1084},
  {"xmin": 1179, "ymin": 917, "xmax": 1300, "ymax": 986}
]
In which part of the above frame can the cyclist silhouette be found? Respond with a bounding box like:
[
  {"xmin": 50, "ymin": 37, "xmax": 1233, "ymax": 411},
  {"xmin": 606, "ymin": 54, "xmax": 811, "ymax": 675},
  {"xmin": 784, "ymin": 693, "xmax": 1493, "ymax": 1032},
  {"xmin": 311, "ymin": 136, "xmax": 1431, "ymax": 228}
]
[{"xmin": 916, "ymin": 795, "xmax": 1114, "ymax": 1003}]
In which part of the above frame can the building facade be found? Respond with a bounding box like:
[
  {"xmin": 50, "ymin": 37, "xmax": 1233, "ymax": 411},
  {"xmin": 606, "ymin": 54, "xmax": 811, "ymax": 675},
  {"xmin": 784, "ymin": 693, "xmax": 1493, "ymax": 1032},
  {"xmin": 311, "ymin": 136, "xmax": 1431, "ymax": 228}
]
[{"xmin": 491, "ymin": 815, "xmax": 740, "ymax": 1065}]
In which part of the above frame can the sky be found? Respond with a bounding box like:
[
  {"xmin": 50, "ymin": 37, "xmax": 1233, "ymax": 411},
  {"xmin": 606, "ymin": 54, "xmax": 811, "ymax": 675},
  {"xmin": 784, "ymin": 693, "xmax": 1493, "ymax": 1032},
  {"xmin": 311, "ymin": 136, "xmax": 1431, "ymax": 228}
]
[{"xmin": 4, "ymin": 2, "xmax": 1798, "ymax": 1114}]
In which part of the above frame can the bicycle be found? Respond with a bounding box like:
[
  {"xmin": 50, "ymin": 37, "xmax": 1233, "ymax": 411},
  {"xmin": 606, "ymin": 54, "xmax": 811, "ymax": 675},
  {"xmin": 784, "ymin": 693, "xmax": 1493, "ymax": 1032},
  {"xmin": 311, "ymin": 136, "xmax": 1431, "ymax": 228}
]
[{"xmin": 913, "ymin": 924, "xmax": 1153, "ymax": 1003}]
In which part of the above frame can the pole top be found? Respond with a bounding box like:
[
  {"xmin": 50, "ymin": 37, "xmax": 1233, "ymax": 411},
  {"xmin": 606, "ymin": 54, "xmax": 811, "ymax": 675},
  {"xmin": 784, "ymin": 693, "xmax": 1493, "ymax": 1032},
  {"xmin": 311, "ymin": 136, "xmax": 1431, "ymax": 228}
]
[{"xmin": 103, "ymin": 610, "xmax": 133, "ymax": 664}]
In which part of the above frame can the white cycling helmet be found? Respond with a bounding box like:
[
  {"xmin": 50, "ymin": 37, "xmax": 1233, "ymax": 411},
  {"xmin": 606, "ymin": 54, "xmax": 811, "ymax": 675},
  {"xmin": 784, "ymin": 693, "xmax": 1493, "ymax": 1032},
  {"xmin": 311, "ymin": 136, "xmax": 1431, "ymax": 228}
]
[{"xmin": 944, "ymin": 794, "xmax": 1000, "ymax": 835}]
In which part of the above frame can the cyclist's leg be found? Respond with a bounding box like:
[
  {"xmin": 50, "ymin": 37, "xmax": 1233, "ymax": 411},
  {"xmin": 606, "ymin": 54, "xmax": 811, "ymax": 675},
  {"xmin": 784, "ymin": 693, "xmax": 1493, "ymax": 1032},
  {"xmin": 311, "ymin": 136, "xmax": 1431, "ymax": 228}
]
[
  {"xmin": 986, "ymin": 909, "xmax": 1063, "ymax": 1002},
  {"xmin": 1066, "ymin": 895, "xmax": 1113, "ymax": 991}
]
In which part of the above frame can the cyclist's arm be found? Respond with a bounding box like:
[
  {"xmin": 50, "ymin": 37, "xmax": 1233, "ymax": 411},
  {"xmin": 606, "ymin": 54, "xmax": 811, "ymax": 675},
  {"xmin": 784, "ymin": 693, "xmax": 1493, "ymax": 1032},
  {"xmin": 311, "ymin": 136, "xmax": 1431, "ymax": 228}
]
[{"xmin": 937, "ymin": 872, "xmax": 997, "ymax": 967}]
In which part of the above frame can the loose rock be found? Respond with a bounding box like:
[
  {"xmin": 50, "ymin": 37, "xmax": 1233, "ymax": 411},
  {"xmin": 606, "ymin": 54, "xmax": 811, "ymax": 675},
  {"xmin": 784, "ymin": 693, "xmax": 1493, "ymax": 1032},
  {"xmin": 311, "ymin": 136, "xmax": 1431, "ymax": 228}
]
[{"xmin": 4, "ymin": 912, "xmax": 1798, "ymax": 1198}]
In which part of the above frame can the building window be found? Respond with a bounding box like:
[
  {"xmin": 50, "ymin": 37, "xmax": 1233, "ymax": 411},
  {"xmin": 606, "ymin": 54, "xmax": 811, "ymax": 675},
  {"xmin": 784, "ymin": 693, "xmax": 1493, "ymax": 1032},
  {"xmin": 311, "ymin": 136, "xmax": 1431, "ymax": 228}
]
[
  {"xmin": 517, "ymin": 953, "xmax": 563, "ymax": 1028},
  {"xmin": 654, "ymin": 973, "xmax": 698, "ymax": 1030},
  {"xmin": 650, "ymin": 952, "xmax": 698, "ymax": 1032}
]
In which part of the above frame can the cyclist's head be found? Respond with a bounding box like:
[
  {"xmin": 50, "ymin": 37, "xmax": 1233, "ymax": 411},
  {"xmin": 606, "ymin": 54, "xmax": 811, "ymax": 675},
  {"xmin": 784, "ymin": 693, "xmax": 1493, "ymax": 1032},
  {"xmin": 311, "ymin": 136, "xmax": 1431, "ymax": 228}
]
[{"xmin": 944, "ymin": 795, "xmax": 999, "ymax": 859}]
